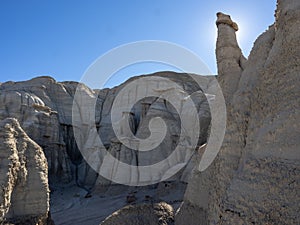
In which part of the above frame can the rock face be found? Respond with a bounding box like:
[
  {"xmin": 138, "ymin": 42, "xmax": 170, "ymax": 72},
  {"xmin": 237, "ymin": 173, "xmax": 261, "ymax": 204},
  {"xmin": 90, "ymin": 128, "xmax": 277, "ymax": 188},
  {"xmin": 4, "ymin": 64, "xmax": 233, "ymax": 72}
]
[
  {"xmin": 0, "ymin": 72, "xmax": 214, "ymax": 224},
  {"xmin": 0, "ymin": 72, "xmax": 214, "ymax": 225},
  {"xmin": 176, "ymin": 0, "xmax": 300, "ymax": 224},
  {"xmin": 93, "ymin": 74, "xmax": 213, "ymax": 186},
  {"xmin": 0, "ymin": 77, "xmax": 78, "ymax": 183},
  {"xmin": 0, "ymin": 72, "xmax": 213, "ymax": 191},
  {"xmin": 0, "ymin": 118, "xmax": 51, "ymax": 224},
  {"xmin": 100, "ymin": 202, "xmax": 174, "ymax": 225},
  {"xmin": 0, "ymin": 76, "xmax": 107, "ymax": 190}
]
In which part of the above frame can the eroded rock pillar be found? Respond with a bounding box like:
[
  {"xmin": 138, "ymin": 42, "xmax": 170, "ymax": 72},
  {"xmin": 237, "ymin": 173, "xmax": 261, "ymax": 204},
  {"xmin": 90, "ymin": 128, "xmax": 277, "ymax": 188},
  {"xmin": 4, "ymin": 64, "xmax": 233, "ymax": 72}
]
[{"xmin": 216, "ymin": 12, "xmax": 247, "ymax": 102}]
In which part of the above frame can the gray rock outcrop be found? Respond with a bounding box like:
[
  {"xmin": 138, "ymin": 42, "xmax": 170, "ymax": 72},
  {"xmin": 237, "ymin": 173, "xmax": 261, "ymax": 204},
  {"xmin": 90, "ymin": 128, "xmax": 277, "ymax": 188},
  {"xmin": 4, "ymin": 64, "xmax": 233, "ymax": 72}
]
[
  {"xmin": 100, "ymin": 202, "xmax": 174, "ymax": 225},
  {"xmin": 0, "ymin": 118, "xmax": 52, "ymax": 224},
  {"xmin": 0, "ymin": 72, "xmax": 214, "ymax": 190},
  {"xmin": 0, "ymin": 72, "xmax": 214, "ymax": 224},
  {"xmin": 0, "ymin": 77, "xmax": 78, "ymax": 183},
  {"xmin": 176, "ymin": 0, "xmax": 300, "ymax": 224}
]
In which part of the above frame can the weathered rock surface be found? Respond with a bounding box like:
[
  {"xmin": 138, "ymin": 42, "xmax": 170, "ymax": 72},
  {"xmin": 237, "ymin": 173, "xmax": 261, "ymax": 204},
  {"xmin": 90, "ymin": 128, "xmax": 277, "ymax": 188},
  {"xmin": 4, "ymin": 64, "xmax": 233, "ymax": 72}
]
[
  {"xmin": 2, "ymin": 1, "xmax": 298, "ymax": 224},
  {"xmin": 0, "ymin": 72, "xmax": 214, "ymax": 224},
  {"xmin": 0, "ymin": 77, "xmax": 79, "ymax": 183},
  {"xmin": 215, "ymin": 12, "xmax": 247, "ymax": 101},
  {"xmin": 176, "ymin": 0, "xmax": 300, "ymax": 224},
  {"xmin": 0, "ymin": 118, "xmax": 52, "ymax": 224},
  {"xmin": 0, "ymin": 72, "xmax": 213, "ymax": 190},
  {"xmin": 94, "ymin": 73, "xmax": 213, "ymax": 187},
  {"xmin": 0, "ymin": 77, "xmax": 108, "ymax": 186},
  {"xmin": 100, "ymin": 202, "xmax": 174, "ymax": 225}
]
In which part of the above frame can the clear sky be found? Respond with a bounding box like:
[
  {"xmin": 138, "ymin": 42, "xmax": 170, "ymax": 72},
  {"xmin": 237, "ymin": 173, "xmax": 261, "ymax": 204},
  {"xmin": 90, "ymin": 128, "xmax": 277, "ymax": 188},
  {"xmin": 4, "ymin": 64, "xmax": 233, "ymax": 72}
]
[{"xmin": 0, "ymin": 0, "xmax": 276, "ymax": 88}]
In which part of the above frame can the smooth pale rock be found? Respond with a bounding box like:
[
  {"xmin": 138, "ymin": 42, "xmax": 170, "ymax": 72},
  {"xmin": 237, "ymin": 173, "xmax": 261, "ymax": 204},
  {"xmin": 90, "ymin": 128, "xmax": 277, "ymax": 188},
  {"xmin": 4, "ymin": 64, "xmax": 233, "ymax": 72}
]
[
  {"xmin": 0, "ymin": 72, "xmax": 213, "ymax": 192},
  {"xmin": 92, "ymin": 73, "xmax": 213, "ymax": 187},
  {"xmin": 0, "ymin": 78, "xmax": 74, "ymax": 183},
  {"xmin": 0, "ymin": 77, "xmax": 103, "ymax": 185},
  {"xmin": 177, "ymin": 1, "xmax": 300, "ymax": 224},
  {"xmin": 0, "ymin": 118, "xmax": 52, "ymax": 224},
  {"xmin": 100, "ymin": 202, "xmax": 174, "ymax": 225}
]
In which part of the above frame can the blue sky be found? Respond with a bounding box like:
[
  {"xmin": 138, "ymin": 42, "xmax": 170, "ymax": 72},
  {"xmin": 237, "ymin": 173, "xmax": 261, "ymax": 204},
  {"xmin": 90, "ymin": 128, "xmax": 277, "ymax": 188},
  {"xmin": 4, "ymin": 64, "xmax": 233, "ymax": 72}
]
[{"xmin": 0, "ymin": 1, "xmax": 276, "ymax": 88}]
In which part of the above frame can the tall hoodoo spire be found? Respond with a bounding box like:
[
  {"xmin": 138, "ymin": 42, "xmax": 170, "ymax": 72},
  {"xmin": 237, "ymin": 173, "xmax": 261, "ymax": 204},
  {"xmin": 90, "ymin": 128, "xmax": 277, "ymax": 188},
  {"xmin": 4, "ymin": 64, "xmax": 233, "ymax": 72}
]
[{"xmin": 215, "ymin": 12, "xmax": 247, "ymax": 102}]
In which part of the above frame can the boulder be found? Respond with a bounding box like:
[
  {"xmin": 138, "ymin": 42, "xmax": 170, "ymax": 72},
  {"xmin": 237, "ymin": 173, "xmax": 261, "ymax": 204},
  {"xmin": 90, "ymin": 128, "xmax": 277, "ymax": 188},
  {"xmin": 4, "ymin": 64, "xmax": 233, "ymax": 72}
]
[{"xmin": 100, "ymin": 202, "xmax": 174, "ymax": 225}]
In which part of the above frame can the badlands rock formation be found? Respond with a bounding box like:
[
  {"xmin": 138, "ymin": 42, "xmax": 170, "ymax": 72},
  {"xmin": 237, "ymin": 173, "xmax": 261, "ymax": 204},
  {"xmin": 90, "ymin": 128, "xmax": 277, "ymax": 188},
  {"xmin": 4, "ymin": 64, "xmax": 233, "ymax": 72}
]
[
  {"xmin": 0, "ymin": 118, "xmax": 52, "ymax": 224},
  {"xmin": 215, "ymin": 12, "xmax": 247, "ymax": 101},
  {"xmin": 0, "ymin": 72, "xmax": 213, "ymax": 224},
  {"xmin": 0, "ymin": 72, "xmax": 212, "ymax": 188},
  {"xmin": 0, "ymin": 0, "xmax": 299, "ymax": 224},
  {"xmin": 176, "ymin": 0, "xmax": 300, "ymax": 224}
]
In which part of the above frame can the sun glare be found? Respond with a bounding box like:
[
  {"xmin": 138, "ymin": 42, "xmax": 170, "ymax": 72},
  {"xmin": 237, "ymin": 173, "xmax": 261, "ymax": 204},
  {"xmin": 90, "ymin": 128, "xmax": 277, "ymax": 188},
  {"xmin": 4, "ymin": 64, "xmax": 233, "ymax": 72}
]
[{"xmin": 231, "ymin": 13, "xmax": 251, "ymax": 57}]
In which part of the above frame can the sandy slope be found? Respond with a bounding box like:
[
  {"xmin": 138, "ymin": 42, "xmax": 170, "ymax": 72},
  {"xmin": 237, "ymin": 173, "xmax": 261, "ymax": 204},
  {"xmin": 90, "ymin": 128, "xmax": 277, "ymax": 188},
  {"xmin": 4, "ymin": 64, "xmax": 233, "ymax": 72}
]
[{"xmin": 50, "ymin": 184, "xmax": 127, "ymax": 225}]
